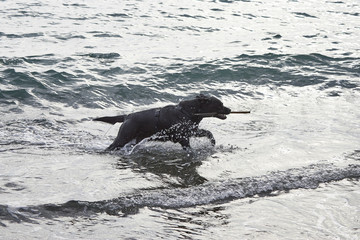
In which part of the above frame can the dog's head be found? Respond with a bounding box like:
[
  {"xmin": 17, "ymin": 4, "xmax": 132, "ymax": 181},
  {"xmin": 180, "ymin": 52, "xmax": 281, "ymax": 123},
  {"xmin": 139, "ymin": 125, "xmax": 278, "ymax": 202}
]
[{"xmin": 180, "ymin": 94, "xmax": 231, "ymax": 120}]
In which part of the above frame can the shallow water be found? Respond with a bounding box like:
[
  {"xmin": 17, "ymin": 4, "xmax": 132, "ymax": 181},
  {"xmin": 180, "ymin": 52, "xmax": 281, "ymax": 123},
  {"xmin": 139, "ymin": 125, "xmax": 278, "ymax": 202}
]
[{"xmin": 1, "ymin": 0, "xmax": 360, "ymax": 239}]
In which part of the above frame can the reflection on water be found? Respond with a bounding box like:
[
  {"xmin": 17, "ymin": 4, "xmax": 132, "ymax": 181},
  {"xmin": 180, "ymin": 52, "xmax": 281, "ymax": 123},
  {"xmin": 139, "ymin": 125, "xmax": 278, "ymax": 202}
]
[{"xmin": 116, "ymin": 143, "xmax": 214, "ymax": 187}]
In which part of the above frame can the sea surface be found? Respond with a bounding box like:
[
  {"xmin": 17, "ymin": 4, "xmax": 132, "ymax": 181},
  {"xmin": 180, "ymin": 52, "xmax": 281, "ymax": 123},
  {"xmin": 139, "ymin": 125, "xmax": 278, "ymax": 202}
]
[{"xmin": 1, "ymin": 0, "xmax": 360, "ymax": 239}]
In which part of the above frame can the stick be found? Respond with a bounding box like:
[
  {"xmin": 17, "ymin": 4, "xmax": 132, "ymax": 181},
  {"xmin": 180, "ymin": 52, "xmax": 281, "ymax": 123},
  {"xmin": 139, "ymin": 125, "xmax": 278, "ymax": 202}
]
[
  {"xmin": 194, "ymin": 111, "xmax": 250, "ymax": 117},
  {"xmin": 230, "ymin": 111, "xmax": 251, "ymax": 114}
]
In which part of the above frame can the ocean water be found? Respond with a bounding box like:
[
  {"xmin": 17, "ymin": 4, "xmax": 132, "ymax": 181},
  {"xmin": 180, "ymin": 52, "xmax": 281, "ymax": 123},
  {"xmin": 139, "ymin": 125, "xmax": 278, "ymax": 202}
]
[{"xmin": 0, "ymin": 0, "xmax": 360, "ymax": 239}]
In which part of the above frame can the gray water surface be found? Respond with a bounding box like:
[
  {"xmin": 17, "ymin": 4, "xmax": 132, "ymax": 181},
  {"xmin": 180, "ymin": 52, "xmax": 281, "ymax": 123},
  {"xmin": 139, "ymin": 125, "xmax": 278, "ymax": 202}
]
[{"xmin": 0, "ymin": 0, "xmax": 359, "ymax": 239}]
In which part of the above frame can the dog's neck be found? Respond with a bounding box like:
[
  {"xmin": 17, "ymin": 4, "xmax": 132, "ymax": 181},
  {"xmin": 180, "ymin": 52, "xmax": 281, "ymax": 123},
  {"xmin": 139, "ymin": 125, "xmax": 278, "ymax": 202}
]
[
  {"xmin": 176, "ymin": 104, "xmax": 195, "ymax": 118},
  {"xmin": 179, "ymin": 99, "xmax": 197, "ymax": 112},
  {"xmin": 178, "ymin": 100, "xmax": 203, "ymax": 121}
]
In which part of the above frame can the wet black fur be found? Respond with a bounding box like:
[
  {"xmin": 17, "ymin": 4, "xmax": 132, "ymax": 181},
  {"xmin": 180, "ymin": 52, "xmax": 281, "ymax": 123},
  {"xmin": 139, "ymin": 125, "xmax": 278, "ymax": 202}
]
[{"xmin": 94, "ymin": 94, "xmax": 231, "ymax": 151}]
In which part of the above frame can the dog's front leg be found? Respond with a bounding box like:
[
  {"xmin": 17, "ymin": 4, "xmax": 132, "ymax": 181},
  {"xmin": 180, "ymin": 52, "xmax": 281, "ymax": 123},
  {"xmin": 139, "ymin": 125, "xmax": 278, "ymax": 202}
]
[
  {"xmin": 194, "ymin": 129, "xmax": 216, "ymax": 146},
  {"xmin": 179, "ymin": 138, "xmax": 191, "ymax": 151}
]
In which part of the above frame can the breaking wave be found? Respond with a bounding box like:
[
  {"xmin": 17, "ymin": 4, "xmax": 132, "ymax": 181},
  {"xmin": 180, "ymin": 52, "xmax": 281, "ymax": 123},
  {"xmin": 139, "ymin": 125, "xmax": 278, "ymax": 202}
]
[{"xmin": 1, "ymin": 162, "xmax": 359, "ymax": 224}]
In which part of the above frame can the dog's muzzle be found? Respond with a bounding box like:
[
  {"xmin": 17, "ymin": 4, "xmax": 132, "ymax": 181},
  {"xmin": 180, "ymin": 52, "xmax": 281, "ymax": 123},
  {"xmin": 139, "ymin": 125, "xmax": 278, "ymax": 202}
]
[{"xmin": 215, "ymin": 107, "xmax": 231, "ymax": 120}]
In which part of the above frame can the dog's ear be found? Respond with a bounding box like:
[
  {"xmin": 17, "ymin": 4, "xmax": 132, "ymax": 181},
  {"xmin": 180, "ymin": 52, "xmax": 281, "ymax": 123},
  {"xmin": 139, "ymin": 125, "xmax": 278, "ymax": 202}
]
[{"xmin": 196, "ymin": 94, "xmax": 211, "ymax": 104}]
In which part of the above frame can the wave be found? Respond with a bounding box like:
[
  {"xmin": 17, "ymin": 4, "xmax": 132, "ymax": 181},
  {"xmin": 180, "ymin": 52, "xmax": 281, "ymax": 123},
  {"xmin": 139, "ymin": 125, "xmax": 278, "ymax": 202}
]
[
  {"xmin": 155, "ymin": 53, "xmax": 360, "ymax": 94},
  {"xmin": 0, "ymin": 118, "xmax": 106, "ymax": 153},
  {"xmin": 0, "ymin": 89, "xmax": 38, "ymax": 107},
  {"xmin": 53, "ymin": 34, "xmax": 86, "ymax": 40},
  {"xmin": 0, "ymin": 163, "xmax": 358, "ymax": 224},
  {"xmin": 107, "ymin": 13, "xmax": 131, "ymax": 18},
  {"xmin": 0, "ymin": 32, "xmax": 43, "ymax": 39},
  {"xmin": 83, "ymin": 52, "xmax": 121, "ymax": 59},
  {"xmin": 0, "ymin": 54, "xmax": 64, "ymax": 66},
  {"xmin": 0, "ymin": 53, "xmax": 359, "ymax": 110},
  {"xmin": 93, "ymin": 33, "xmax": 123, "ymax": 38},
  {"xmin": 292, "ymin": 12, "xmax": 318, "ymax": 18}
]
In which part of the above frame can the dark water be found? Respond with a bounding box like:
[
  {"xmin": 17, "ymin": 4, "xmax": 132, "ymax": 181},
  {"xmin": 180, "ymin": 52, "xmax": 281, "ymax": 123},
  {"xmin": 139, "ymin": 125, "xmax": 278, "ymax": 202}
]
[{"xmin": 1, "ymin": 0, "xmax": 360, "ymax": 239}]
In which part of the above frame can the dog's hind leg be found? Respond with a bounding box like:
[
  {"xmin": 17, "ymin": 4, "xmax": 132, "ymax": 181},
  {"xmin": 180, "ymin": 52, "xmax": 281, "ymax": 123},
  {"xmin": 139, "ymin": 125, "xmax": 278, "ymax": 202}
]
[
  {"xmin": 106, "ymin": 120, "xmax": 139, "ymax": 151},
  {"xmin": 194, "ymin": 129, "xmax": 216, "ymax": 146}
]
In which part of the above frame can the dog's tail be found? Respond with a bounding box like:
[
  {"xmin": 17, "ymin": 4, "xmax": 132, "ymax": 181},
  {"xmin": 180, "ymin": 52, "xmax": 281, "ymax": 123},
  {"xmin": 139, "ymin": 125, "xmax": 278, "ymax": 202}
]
[{"xmin": 93, "ymin": 115, "xmax": 126, "ymax": 125}]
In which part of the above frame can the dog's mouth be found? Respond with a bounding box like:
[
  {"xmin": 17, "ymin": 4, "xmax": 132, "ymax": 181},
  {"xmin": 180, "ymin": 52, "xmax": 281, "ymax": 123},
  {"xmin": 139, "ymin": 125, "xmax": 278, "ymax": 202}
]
[
  {"xmin": 215, "ymin": 113, "xmax": 227, "ymax": 120},
  {"xmin": 194, "ymin": 107, "xmax": 231, "ymax": 119},
  {"xmin": 216, "ymin": 107, "xmax": 231, "ymax": 120}
]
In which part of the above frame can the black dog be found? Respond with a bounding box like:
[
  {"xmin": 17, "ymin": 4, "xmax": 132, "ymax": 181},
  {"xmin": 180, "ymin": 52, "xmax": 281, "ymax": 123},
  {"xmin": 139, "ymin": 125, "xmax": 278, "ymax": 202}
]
[{"xmin": 94, "ymin": 94, "xmax": 231, "ymax": 151}]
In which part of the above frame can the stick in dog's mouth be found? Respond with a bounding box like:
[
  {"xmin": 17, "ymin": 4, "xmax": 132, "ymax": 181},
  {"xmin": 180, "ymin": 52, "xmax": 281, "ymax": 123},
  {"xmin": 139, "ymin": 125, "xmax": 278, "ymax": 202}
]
[
  {"xmin": 230, "ymin": 111, "xmax": 251, "ymax": 114},
  {"xmin": 194, "ymin": 111, "xmax": 250, "ymax": 118}
]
